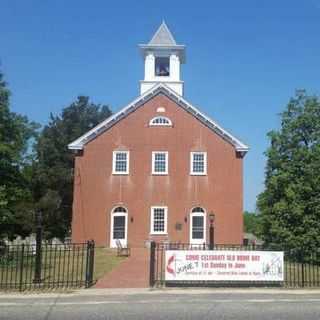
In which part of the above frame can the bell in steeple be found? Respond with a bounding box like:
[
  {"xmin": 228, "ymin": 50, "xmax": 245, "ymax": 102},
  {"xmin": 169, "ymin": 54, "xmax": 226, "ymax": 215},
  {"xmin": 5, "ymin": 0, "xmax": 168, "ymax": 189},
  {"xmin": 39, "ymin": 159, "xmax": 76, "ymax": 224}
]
[{"xmin": 139, "ymin": 22, "xmax": 186, "ymax": 96}]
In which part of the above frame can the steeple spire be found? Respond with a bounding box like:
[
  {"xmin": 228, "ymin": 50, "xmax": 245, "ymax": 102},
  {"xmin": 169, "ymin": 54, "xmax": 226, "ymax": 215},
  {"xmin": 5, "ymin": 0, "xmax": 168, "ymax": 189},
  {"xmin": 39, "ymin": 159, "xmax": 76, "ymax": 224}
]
[{"xmin": 148, "ymin": 21, "xmax": 177, "ymax": 46}]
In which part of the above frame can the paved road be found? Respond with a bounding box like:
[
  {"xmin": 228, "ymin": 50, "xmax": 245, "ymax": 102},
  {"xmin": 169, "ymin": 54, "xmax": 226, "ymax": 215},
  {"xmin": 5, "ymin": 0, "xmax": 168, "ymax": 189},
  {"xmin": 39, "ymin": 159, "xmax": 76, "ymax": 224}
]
[{"xmin": 1, "ymin": 290, "xmax": 320, "ymax": 320}]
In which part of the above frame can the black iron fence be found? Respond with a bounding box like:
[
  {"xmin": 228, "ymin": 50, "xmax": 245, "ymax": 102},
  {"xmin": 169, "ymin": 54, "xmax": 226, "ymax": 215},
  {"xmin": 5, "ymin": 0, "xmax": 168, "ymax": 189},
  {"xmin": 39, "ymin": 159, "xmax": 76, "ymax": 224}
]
[
  {"xmin": 0, "ymin": 240, "xmax": 95, "ymax": 291},
  {"xmin": 150, "ymin": 242, "xmax": 320, "ymax": 288}
]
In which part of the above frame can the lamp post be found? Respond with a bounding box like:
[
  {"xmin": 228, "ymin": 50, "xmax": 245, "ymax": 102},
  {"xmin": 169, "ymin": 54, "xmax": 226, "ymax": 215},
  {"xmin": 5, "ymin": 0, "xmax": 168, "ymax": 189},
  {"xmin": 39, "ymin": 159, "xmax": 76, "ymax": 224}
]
[
  {"xmin": 209, "ymin": 212, "xmax": 215, "ymax": 250},
  {"xmin": 33, "ymin": 210, "xmax": 43, "ymax": 283}
]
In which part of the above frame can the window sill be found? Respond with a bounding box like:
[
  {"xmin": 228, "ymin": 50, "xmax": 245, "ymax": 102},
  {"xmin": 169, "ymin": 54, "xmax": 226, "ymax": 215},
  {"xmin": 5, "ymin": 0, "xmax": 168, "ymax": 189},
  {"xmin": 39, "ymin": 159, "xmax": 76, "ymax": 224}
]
[
  {"xmin": 151, "ymin": 173, "xmax": 168, "ymax": 176},
  {"xmin": 150, "ymin": 232, "xmax": 168, "ymax": 235},
  {"xmin": 154, "ymin": 76, "xmax": 170, "ymax": 79},
  {"xmin": 149, "ymin": 124, "xmax": 172, "ymax": 127},
  {"xmin": 112, "ymin": 172, "xmax": 129, "ymax": 175},
  {"xmin": 190, "ymin": 173, "xmax": 207, "ymax": 176}
]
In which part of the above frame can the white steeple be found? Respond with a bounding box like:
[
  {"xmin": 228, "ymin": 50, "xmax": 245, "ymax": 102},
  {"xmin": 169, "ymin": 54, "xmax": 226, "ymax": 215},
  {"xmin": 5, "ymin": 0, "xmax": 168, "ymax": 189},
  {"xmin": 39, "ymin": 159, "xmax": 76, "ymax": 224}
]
[{"xmin": 139, "ymin": 22, "xmax": 186, "ymax": 96}]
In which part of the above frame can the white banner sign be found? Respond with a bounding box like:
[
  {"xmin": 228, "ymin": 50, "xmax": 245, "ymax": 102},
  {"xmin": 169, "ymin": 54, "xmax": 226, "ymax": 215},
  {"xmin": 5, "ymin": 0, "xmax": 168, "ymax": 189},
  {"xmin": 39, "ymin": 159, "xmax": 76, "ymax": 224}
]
[{"xmin": 165, "ymin": 250, "xmax": 284, "ymax": 282}]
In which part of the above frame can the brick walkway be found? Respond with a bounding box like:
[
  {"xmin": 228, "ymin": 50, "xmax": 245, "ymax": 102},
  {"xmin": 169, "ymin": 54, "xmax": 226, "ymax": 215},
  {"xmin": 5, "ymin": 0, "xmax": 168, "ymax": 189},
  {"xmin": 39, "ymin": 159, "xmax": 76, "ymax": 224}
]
[{"xmin": 95, "ymin": 247, "xmax": 150, "ymax": 288}]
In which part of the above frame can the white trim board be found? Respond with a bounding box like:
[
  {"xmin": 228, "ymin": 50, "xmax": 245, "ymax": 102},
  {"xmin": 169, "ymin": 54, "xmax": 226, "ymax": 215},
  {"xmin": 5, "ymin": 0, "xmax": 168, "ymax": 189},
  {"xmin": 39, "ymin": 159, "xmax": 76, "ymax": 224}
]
[{"xmin": 68, "ymin": 83, "xmax": 249, "ymax": 154}]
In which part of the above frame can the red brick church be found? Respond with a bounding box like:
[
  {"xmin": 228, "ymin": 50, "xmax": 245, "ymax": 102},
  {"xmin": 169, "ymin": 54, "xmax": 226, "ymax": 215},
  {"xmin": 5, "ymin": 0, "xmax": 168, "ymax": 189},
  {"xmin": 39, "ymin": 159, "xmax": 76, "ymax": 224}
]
[{"xmin": 68, "ymin": 22, "xmax": 249, "ymax": 248}]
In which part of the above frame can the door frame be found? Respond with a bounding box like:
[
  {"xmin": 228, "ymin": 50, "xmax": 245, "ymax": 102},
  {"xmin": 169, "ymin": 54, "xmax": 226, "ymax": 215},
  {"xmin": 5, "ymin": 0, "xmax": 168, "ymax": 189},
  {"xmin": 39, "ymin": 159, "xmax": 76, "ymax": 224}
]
[
  {"xmin": 189, "ymin": 208, "xmax": 206, "ymax": 245},
  {"xmin": 110, "ymin": 207, "xmax": 128, "ymax": 248}
]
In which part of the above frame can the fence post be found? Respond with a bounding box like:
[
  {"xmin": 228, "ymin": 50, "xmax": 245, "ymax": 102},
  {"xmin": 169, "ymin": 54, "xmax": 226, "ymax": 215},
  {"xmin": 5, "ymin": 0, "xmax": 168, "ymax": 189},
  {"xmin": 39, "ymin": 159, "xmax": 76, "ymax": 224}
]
[
  {"xmin": 19, "ymin": 244, "xmax": 25, "ymax": 292},
  {"xmin": 33, "ymin": 211, "xmax": 43, "ymax": 283},
  {"xmin": 299, "ymin": 251, "xmax": 305, "ymax": 288},
  {"xmin": 301, "ymin": 262, "xmax": 305, "ymax": 288},
  {"xmin": 149, "ymin": 241, "xmax": 156, "ymax": 287},
  {"xmin": 85, "ymin": 240, "xmax": 95, "ymax": 288},
  {"xmin": 89, "ymin": 240, "xmax": 95, "ymax": 286}
]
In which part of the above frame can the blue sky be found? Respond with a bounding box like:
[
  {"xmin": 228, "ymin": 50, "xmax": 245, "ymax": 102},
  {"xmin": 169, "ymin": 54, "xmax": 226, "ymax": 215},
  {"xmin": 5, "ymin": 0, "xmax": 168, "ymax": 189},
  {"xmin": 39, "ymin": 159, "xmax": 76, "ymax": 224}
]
[{"xmin": 1, "ymin": 1, "xmax": 320, "ymax": 212}]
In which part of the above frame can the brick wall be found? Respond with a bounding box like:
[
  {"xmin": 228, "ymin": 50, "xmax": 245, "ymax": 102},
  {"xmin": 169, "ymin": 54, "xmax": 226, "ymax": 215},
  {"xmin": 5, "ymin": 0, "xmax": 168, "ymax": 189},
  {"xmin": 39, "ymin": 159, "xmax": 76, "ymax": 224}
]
[{"xmin": 71, "ymin": 93, "xmax": 243, "ymax": 247}]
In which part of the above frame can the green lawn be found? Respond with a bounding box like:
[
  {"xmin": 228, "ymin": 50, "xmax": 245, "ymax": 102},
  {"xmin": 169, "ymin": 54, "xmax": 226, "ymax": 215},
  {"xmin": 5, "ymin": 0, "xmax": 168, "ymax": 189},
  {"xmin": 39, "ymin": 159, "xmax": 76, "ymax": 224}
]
[
  {"xmin": 93, "ymin": 247, "xmax": 125, "ymax": 281},
  {"xmin": 0, "ymin": 245, "xmax": 125, "ymax": 290}
]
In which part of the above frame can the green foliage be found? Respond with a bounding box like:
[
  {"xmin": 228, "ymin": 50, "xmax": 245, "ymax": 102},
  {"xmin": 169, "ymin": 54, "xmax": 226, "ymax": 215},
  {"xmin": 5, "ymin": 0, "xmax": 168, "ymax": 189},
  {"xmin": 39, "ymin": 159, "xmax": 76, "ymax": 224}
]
[
  {"xmin": 0, "ymin": 71, "xmax": 39, "ymax": 239},
  {"xmin": 0, "ymin": 67, "xmax": 111, "ymax": 241},
  {"xmin": 33, "ymin": 96, "xmax": 112, "ymax": 239},
  {"xmin": 258, "ymin": 90, "xmax": 320, "ymax": 253},
  {"xmin": 243, "ymin": 211, "xmax": 262, "ymax": 236}
]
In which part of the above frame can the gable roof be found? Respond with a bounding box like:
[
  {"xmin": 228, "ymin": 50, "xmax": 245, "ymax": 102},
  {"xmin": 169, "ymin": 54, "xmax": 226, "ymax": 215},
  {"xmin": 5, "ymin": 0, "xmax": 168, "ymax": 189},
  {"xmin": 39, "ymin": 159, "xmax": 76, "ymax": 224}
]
[
  {"xmin": 68, "ymin": 83, "xmax": 249, "ymax": 154},
  {"xmin": 149, "ymin": 21, "xmax": 177, "ymax": 46}
]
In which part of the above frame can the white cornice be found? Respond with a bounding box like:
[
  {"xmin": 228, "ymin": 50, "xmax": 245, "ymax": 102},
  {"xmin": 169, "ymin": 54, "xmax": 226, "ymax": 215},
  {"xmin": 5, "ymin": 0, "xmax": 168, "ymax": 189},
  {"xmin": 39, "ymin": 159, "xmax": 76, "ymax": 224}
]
[{"xmin": 68, "ymin": 83, "xmax": 249, "ymax": 155}]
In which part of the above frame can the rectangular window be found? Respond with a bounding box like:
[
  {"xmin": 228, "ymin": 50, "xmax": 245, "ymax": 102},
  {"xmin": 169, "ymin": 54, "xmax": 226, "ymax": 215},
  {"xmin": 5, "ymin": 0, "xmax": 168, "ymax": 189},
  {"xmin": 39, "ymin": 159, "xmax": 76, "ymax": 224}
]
[
  {"xmin": 192, "ymin": 216, "xmax": 204, "ymax": 239},
  {"xmin": 113, "ymin": 216, "xmax": 125, "ymax": 239},
  {"xmin": 150, "ymin": 206, "xmax": 168, "ymax": 234},
  {"xmin": 113, "ymin": 151, "xmax": 129, "ymax": 174},
  {"xmin": 152, "ymin": 151, "xmax": 168, "ymax": 175},
  {"xmin": 190, "ymin": 152, "xmax": 207, "ymax": 175},
  {"xmin": 155, "ymin": 57, "xmax": 170, "ymax": 77}
]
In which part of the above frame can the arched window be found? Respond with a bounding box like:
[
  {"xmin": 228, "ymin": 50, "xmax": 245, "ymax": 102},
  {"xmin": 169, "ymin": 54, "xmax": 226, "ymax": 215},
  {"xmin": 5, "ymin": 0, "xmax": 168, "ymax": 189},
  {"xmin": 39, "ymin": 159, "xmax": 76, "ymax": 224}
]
[
  {"xmin": 113, "ymin": 206, "xmax": 127, "ymax": 213},
  {"xmin": 110, "ymin": 206, "xmax": 128, "ymax": 248},
  {"xmin": 149, "ymin": 116, "xmax": 172, "ymax": 127},
  {"xmin": 192, "ymin": 207, "xmax": 205, "ymax": 213},
  {"xmin": 190, "ymin": 207, "xmax": 206, "ymax": 245}
]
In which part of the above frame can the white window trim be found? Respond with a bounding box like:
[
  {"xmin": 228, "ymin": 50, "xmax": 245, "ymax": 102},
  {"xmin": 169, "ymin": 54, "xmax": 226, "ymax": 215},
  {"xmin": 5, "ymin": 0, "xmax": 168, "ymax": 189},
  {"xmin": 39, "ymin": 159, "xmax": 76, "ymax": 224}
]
[
  {"xmin": 150, "ymin": 206, "xmax": 168, "ymax": 235},
  {"xmin": 152, "ymin": 151, "xmax": 168, "ymax": 175},
  {"xmin": 149, "ymin": 116, "xmax": 172, "ymax": 127},
  {"xmin": 112, "ymin": 151, "xmax": 130, "ymax": 175},
  {"xmin": 190, "ymin": 151, "xmax": 207, "ymax": 175}
]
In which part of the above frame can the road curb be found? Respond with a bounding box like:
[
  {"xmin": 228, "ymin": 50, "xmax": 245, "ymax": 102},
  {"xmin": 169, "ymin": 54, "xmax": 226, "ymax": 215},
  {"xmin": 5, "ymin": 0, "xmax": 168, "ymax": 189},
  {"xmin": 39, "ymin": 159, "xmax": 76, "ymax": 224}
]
[{"xmin": 1, "ymin": 287, "xmax": 320, "ymax": 298}]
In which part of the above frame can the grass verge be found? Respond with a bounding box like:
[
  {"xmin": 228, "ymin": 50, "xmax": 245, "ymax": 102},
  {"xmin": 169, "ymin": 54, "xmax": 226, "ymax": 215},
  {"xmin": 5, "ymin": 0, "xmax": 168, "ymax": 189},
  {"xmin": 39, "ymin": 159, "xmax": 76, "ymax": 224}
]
[{"xmin": 93, "ymin": 247, "xmax": 125, "ymax": 282}]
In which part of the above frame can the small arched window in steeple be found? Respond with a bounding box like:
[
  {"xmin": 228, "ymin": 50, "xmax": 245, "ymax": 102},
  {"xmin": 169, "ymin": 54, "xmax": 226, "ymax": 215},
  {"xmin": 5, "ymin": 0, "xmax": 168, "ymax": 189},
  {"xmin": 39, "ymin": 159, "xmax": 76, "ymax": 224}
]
[{"xmin": 149, "ymin": 116, "xmax": 172, "ymax": 127}]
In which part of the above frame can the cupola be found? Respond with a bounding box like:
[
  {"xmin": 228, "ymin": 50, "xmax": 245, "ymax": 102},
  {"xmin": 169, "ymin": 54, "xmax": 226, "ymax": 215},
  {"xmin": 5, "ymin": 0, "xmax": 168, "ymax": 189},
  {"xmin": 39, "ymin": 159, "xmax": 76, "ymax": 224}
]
[{"xmin": 139, "ymin": 21, "xmax": 185, "ymax": 96}]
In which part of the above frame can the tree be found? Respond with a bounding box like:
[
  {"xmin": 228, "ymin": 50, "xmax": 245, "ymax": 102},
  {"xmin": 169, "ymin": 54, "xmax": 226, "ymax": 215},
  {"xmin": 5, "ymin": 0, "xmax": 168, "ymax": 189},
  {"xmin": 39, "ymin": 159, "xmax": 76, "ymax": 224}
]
[
  {"xmin": 0, "ymin": 71, "xmax": 39, "ymax": 239},
  {"xmin": 257, "ymin": 91, "xmax": 320, "ymax": 253},
  {"xmin": 243, "ymin": 211, "xmax": 261, "ymax": 236},
  {"xmin": 33, "ymin": 96, "xmax": 112, "ymax": 239}
]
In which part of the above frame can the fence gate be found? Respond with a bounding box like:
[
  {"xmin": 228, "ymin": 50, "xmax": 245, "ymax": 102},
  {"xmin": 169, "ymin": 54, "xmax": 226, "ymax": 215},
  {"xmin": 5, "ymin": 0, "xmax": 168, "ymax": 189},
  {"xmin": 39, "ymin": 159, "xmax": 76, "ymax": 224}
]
[
  {"xmin": 0, "ymin": 240, "xmax": 95, "ymax": 291},
  {"xmin": 150, "ymin": 242, "xmax": 320, "ymax": 288}
]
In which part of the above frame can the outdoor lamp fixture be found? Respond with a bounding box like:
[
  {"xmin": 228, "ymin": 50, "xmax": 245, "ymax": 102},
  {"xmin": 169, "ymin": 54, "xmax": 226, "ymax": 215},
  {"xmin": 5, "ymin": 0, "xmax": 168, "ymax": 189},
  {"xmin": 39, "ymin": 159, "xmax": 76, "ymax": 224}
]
[
  {"xmin": 209, "ymin": 212, "xmax": 215, "ymax": 250},
  {"xmin": 209, "ymin": 212, "xmax": 215, "ymax": 225}
]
